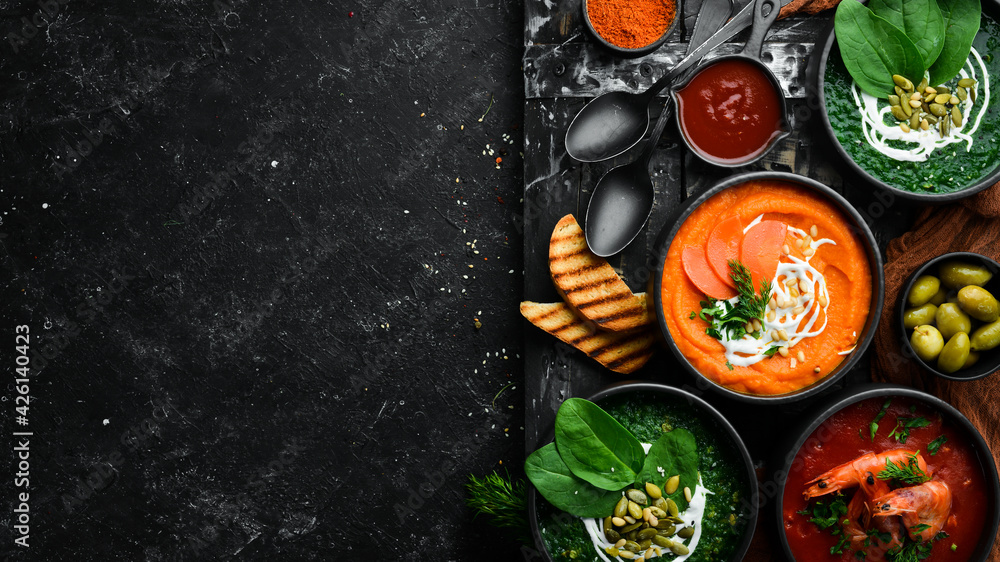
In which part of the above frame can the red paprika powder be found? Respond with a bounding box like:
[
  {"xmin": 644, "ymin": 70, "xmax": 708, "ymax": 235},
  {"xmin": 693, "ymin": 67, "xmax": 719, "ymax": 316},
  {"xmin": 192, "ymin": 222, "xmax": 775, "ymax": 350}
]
[{"xmin": 587, "ymin": 0, "xmax": 677, "ymax": 50}]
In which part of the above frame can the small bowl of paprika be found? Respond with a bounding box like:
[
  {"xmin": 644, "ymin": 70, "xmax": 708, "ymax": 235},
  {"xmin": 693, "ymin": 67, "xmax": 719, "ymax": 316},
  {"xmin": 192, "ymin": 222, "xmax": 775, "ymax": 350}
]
[{"xmin": 582, "ymin": 0, "xmax": 681, "ymax": 58}]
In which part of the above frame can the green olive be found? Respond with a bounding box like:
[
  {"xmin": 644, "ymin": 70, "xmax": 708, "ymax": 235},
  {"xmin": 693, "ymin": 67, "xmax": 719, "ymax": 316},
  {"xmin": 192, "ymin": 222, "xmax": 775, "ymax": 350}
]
[
  {"xmin": 938, "ymin": 260, "xmax": 994, "ymax": 289},
  {"xmin": 958, "ymin": 286, "xmax": 1000, "ymax": 322},
  {"xmin": 970, "ymin": 319, "xmax": 1000, "ymax": 352},
  {"xmin": 911, "ymin": 325, "xmax": 945, "ymax": 362},
  {"xmin": 963, "ymin": 351, "xmax": 980, "ymax": 369},
  {"xmin": 934, "ymin": 303, "xmax": 972, "ymax": 340},
  {"xmin": 904, "ymin": 304, "xmax": 938, "ymax": 330},
  {"xmin": 907, "ymin": 275, "xmax": 942, "ymax": 307},
  {"xmin": 937, "ymin": 332, "xmax": 971, "ymax": 373},
  {"xmin": 927, "ymin": 287, "xmax": 949, "ymax": 306}
]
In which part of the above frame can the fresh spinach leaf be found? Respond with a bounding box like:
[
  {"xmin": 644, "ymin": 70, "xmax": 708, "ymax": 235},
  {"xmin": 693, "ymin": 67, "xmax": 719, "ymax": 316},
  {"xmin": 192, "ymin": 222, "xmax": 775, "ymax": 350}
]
[
  {"xmin": 524, "ymin": 443, "xmax": 623, "ymax": 518},
  {"xmin": 835, "ymin": 0, "xmax": 926, "ymax": 96},
  {"xmin": 868, "ymin": 0, "xmax": 945, "ymax": 69},
  {"xmin": 554, "ymin": 398, "xmax": 644, "ymax": 491},
  {"xmin": 635, "ymin": 428, "xmax": 699, "ymax": 511},
  {"xmin": 929, "ymin": 0, "xmax": 981, "ymax": 86}
]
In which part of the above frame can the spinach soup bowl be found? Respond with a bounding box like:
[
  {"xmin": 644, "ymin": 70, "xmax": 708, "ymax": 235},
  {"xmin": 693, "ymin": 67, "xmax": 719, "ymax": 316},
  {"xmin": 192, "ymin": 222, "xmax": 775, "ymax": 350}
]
[
  {"xmin": 773, "ymin": 383, "xmax": 1000, "ymax": 561},
  {"xmin": 652, "ymin": 171, "xmax": 884, "ymax": 405},
  {"xmin": 814, "ymin": 0, "xmax": 1000, "ymax": 201},
  {"xmin": 526, "ymin": 381, "xmax": 757, "ymax": 562}
]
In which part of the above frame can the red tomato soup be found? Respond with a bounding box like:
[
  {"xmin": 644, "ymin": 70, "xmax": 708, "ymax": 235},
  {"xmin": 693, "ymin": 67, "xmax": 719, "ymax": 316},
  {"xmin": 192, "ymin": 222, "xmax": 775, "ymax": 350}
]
[
  {"xmin": 675, "ymin": 58, "xmax": 785, "ymax": 164},
  {"xmin": 782, "ymin": 397, "xmax": 990, "ymax": 562}
]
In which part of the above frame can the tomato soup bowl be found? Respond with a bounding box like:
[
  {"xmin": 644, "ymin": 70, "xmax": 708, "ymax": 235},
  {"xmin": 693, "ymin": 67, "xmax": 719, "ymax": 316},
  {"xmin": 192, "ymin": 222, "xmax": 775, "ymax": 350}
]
[
  {"xmin": 813, "ymin": 1, "xmax": 1000, "ymax": 202},
  {"xmin": 897, "ymin": 251, "xmax": 1000, "ymax": 381},
  {"xmin": 773, "ymin": 383, "xmax": 1000, "ymax": 562},
  {"xmin": 652, "ymin": 171, "xmax": 884, "ymax": 404},
  {"xmin": 527, "ymin": 381, "xmax": 758, "ymax": 562}
]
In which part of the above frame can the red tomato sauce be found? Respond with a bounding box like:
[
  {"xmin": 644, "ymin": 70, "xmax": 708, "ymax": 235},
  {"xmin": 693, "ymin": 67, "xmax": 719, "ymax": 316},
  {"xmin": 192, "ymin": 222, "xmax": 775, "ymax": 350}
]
[
  {"xmin": 782, "ymin": 397, "xmax": 990, "ymax": 561},
  {"xmin": 675, "ymin": 58, "xmax": 784, "ymax": 165}
]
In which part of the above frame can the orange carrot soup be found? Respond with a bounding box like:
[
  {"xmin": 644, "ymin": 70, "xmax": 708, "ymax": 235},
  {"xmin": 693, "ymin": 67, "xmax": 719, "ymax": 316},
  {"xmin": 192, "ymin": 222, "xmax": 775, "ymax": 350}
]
[{"xmin": 661, "ymin": 180, "xmax": 872, "ymax": 395}]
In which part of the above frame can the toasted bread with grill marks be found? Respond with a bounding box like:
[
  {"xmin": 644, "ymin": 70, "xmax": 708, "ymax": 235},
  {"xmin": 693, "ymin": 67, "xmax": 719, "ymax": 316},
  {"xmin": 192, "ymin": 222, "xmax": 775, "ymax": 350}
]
[
  {"xmin": 519, "ymin": 300, "xmax": 656, "ymax": 374},
  {"xmin": 548, "ymin": 214, "xmax": 652, "ymax": 331}
]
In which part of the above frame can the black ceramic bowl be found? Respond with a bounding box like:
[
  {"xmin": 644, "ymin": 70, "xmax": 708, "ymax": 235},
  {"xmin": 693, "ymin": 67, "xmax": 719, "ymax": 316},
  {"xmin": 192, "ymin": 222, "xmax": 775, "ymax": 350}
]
[
  {"xmin": 897, "ymin": 251, "xmax": 1000, "ymax": 381},
  {"xmin": 581, "ymin": 0, "xmax": 681, "ymax": 58},
  {"xmin": 527, "ymin": 381, "xmax": 757, "ymax": 562},
  {"xmin": 652, "ymin": 171, "xmax": 885, "ymax": 404},
  {"xmin": 773, "ymin": 383, "xmax": 1000, "ymax": 561},
  {"xmin": 814, "ymin": 1, "xmax": 1000, "ymax": 202}
]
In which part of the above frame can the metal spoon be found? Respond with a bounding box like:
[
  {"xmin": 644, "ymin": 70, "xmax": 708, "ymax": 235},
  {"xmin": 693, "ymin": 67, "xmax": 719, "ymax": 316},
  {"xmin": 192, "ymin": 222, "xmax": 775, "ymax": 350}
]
[
  {"xmin": 584, "ymin": 99, "xmax": 674, "ymax": 257},
  {"xmin": 564, "ymin": 0, "xmax": 786, "ymax": 163}
]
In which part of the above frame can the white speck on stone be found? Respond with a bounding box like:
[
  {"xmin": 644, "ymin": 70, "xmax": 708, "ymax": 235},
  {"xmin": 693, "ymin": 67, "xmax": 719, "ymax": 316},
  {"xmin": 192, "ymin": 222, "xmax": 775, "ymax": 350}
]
[
  {"xmin": 102, "ymin": 419, "xmax": 110, "ymax": 426},
  {"xmin": 270, "ymin": 160, "xmax": 278, "ymax": 167},
  {"xmin": 42, "ymin": 203, "xmax": 49, "ymax": 209}
]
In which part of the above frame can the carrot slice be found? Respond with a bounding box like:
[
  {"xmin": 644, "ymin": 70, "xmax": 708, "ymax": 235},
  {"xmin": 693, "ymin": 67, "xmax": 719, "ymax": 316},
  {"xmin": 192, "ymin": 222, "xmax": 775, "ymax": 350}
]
[
  {"xmin": 706, "ymin": 215, "xmax": 744, "ymax": 289},
  {"xmin": 682, "ymin": 246, "xmax": 737, "ymax": 299},
  {"xmin": 741, "ymin": 220, "xmax": 787, "ymax": 292}
]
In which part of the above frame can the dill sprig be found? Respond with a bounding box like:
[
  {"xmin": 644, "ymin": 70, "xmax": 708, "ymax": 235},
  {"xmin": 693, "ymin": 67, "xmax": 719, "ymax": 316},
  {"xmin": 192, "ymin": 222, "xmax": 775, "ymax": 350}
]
[
  {"xmin": 877, "ymin": 452, "xmax": 930, "ymax": 486},
  {"xmin": 698, "ymin": 259, "xmax": 774, "ymax": 342},
  {"xmin": 466, "ymin": 471, "xmax": 531, "ymax": 544}
]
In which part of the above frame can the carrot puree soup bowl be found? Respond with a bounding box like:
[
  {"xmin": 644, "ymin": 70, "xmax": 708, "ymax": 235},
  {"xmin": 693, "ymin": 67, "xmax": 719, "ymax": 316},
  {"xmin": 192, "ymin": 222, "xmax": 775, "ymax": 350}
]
[
  {"xmin": 527, "ymin": 381, "xmax": 758, "ymax": 562},
  {"xmin": 897, "ymin": 251, "xmax": 1000, "ymax": 381},
  {"xmin": 773, "ymin": 383, "xmax": 1000, "ymax": 562},
  {"xmin": 652, "ymin": 171, "xmax": 884, "ymax": 404}
]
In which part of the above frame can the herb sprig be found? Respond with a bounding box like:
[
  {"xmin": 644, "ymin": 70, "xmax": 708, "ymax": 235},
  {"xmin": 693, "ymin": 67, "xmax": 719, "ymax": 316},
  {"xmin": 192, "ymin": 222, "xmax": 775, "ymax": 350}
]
[
  {"xmin": 888, "ymin": 417, "xmax": 930, "ymax": 444},
  {"xmin": 698, "ymin": 260, "xmax": 773, "ymax": 343},
  {"xmin": 877, "ymin": 452, "xmax": 931, "ymax": 486},
  {"xmin": 869, "ymin": 399, "xmax": 892, "ymax": 442},
  {"xmin": 466, "ymin": 471, "xmax": 531, "ymax": 544},
  {"xmin": 927, "ymin": 435, "xmax": 947, "ymax": 456}
]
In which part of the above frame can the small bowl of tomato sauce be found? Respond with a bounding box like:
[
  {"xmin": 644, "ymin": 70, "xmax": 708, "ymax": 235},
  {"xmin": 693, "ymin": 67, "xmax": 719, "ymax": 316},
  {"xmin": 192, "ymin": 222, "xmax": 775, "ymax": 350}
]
[
  {"xmin": 671, "ymin": 0, "xmax": 790, "ymax": 166},
  {"xmin": 775, "ymin": 383, "xmax": 1000, "ymax": 562}
]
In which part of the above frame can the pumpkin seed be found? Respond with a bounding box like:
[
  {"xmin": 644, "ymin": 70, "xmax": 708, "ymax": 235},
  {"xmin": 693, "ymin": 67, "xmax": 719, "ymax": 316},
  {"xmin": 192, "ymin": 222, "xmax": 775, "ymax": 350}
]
[
  {"xmin": 924, "ymin": 114, "xmax": 938, "ymax": 125},
  {"xmin": 936, "ymin": 86, "xmax": 950, "ymax": 95},
  {"xmin": 621, "ymin": 522, "xmax": 643, "ymax": 534},
  {"xmin": 895, "ymin": 85, "xmax": 906, "ymax": 98},
  {"xmin": 933, "ymin": 93, "xmax": 950, "ymax": 104},
  {"xmin": 959, "ymin": 78, "xmax": 976, "ymax": 88},
  {"xmin": 638, "ymin": 538, "xmax": 652, "ymax": 551},
  {"xmin": 972, "ymin": 87, "xmax": 977, "ymax": 102},
  {"xmin": 957, "ymin": 86, "xmax": 968, "ymax": 101},
  {"xmin": 929, "ymin": 103, "xmax": 948, "ymax": 117},
  {"xmin": 917, "ymin": 77, "xmax": 929, "ymax": 92},
  {"xmin": 901, "ymin": 99, "xmax": 913, "ymax": 116},
  {"xmin": 627, "ymin": 489, "xmax": 648, "ymax": 505},
  {"xmin": 667, "ymin": 516, "xmax": 684, "ymax": 524},
  {"xmin": 677, "ymin": 527, "xmax": 695, "ymax": 539},
  {"xmin": 664, "ymin": 475, "xmax": 680, "ymax": 495},
  {"xmin": 637, "ymin": 528, "xmax": 659, "ymax": 541},
  {"xmin": 653, "ymin": 497, "xmax": 667, "ymax": 511},
  {"xmin": 952, "ymin": 106, "xmax": 963, "ymax": 127},
  {"xmin": 645, "ymin": 482, "xmax": 662, "ymax": 500},
  {"xmin": 652, "ymin": 535, "xmax": 674, "ymax": 548},
  {"xmin": 671, "ymin": 543, "xmax": 690, "ymax": 556},
  {"xmin": 627, "ymin": 501, "xmax": 643, "ymax": 519},
  {"xmin": 908, "ymin": 99, "xmax": 923, "ymax": 108},
  {"xmin": 649, "ymin": 506, "xmax": 667, "ymax": 519},
  {"xmin": 909, "ymin": 113, "xmax": 920, "ymax": 129},
  {"xmin": 655, "ymin": 521, "xmax": 675, "ymax": 533},
  {"xmin": 888, "ymin": 94, "xmax": 901, "ymax": 106},
  {"xmin": 923, "ymin": 92, "xmax": 936, "ymax": 103},
  {"xmin": 892, "ymin": 75, "xmax": 913, "ymax": 90},
  {"xmin": 626, "ymin": 529, "xmax": 638, "ymax": 541},
  {"xmin": 606, "ymin": 528, "xmax": 622, "ymax": 543},
  {"xmin": 891, "ymin": 105, "xmax": 908, "ymax": 120},
  {"xmin": 615, "ymin": 497, "xmax": 629, "ymax": 518},
  {"xmin": 666, "ymin": 498, "xmax": 679, "ymax": 517},
  {"xmin": 624, "ymin": 541, "xmax": 642, "ymax": 553},
  {"xmin": 940, "ymin": 118, "xmax": 949, "ymax": 137}
]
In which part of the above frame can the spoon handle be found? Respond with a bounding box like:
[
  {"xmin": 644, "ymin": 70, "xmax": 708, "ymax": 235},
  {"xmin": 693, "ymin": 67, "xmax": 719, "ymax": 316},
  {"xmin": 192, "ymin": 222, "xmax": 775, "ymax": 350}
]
[
  {"xmin": 640, "ymin": 98, "xmax": 675, "ymax": 167},
  {"xmin": 685, "ymin": 0, "xmax": 734, "ymax": 56}
]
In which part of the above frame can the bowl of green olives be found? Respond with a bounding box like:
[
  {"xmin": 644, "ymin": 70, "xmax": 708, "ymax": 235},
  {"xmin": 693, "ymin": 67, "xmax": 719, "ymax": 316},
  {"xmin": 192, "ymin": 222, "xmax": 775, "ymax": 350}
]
[{"xmin": 899, "ymin": 252, "xmax": 1000, "ymax": 380}]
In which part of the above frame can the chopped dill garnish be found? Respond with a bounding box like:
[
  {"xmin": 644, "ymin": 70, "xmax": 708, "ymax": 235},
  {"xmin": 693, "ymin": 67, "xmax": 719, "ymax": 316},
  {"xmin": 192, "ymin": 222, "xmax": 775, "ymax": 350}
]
[
  {"xmin": 698, "ymin": 260, "xmax": 772, "ymax": 342},
  {"xmin": 877, "ymin": 452, "xmax": 930, "ymax": 486}
]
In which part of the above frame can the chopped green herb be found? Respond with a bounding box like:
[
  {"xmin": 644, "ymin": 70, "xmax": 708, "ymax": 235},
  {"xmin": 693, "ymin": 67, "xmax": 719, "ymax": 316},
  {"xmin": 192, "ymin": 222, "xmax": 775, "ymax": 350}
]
[
  {"xmin": 951, "ymin": 543, "xmax": 957, "ymax": 551},
  {"xmin": 725, "ymin": 360, "xmax": 734, "ymax": 371},
  {"xmin": 888, "ymin": 416, "xmax": 930, "ymax": 444},
  {"xmin": 689, "ymin": 311, "xmax": 697, "ymax": 319},
  {"xmin": 870, "ymin": 398, "xmax": 892, "ymax": 441},
  {"xmin": 927, "ymin": 435, "xmax": 947, "ymax": 455},
  {"xmin": 878, "ymin": 452, "xmax": 931, "ymax": 486},
  {"xmin": 910, "ymin": 523, "xmax": 931, "ymax": 533},
  {"xmin": 763, "ymin": 346, "xmax": 780, "ymax": 357},
  {"xmin": 698, "ymin": 260, "xmax": 772, "ymax": 342},
  {"xmin": 805, "ymin": 494, "xmax": 849, "ymax": 530}
]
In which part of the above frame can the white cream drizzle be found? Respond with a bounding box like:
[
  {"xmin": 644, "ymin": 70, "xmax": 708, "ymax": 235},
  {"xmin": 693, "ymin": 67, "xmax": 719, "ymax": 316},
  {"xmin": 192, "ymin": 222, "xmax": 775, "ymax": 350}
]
[
  {"xmin": 581, "ymin": 443, "xmax": 712, "ymax": 561},
  {"xmin": 850, "ymin": 47, "xmax": 990, "ymax": 162},
  {"xmin": 717, "ymin": 219, "xmax": 835, "ymax": 368}
]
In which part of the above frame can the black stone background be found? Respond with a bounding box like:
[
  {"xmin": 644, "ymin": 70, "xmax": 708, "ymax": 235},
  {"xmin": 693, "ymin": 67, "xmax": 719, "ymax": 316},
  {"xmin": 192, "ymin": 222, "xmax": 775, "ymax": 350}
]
[{"xmin": 1, "ymin": 0, "xmax": 527, "ymax": 559}]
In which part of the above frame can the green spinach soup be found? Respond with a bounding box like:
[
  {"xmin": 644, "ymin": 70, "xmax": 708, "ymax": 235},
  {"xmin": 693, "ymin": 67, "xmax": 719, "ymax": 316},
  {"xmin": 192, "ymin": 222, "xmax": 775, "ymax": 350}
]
[
  {"xmin": 824, "ymin": 13, "xmax": 1000, "ymax": 195},
  {"xmin": 533, "ymin": 393, "xmax": 752, "ymax": 561}
]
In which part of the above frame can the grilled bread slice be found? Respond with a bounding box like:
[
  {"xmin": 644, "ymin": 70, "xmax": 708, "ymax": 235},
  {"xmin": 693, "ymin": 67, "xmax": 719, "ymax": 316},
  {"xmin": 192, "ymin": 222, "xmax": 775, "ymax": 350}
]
[
  {"xmin": 548, "ymin": 214, "xmax": 652, "ymax": 331},
  {"xmin": 520, "ymin": 300, "xmax": 656, "ymax": 374}
]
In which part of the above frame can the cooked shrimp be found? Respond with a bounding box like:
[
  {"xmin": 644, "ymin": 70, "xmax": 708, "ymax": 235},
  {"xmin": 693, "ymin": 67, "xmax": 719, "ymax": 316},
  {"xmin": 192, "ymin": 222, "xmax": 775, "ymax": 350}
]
[
  {"xmin": 803, "ymin": 449, "xmax": 928, "ymax": 499},
  {"xmin": 838, "ymin": 476, "xmax": 902, "ymax": 560},
  {"xmin": 872, "ymin": 480, "xmax": 953, "ymax": 542}
]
